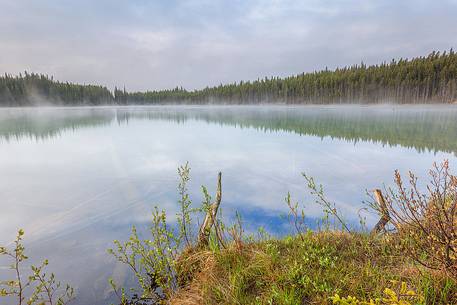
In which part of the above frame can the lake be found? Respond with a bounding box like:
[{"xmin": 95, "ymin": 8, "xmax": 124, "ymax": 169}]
[{"xmin": 1, "ymin": 105, "xmax": 456, "ymax": 305}]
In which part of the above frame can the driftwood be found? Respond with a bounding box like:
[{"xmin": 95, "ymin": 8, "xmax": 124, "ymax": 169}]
[
  {"xmin": 371, "ymin": 189, "xmax": 391, "ymax": 234},
  {"xmin": 198, "ymin": 172, "xmax": 224, "ymax": 247}
]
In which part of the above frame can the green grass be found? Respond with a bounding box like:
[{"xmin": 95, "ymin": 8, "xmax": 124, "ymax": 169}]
[{"xmin": 172, "ymin": 231, "xmax": 456, "ymax": 305}]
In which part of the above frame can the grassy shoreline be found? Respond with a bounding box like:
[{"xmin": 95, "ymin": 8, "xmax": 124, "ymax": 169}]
[{"xmin": 171, "ymin": 231, "xmax": 455, "ymax": 304}]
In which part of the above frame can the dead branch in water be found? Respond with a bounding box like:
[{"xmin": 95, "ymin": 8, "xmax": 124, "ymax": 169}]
[{"xmin": 198, "ymin": 172, "xmax": 225, "ymax": 248}]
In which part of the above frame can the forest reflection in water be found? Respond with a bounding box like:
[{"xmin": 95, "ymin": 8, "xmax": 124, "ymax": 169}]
[{"xmin": 1, "ymin": 105, "xmax": 456, "ymax": 155}]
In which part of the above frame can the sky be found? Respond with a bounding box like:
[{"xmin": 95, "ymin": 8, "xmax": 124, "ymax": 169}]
[{"xmin": 1, "ymin": 0, "xmax": 457, "ymax": 92}]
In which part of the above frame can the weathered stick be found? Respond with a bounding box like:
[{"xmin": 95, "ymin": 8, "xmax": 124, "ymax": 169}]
[
  {"xmin": 371, "ymin": 189, "xmax": 390, "ymax": 234},
  {"xmin": 198, "ymin": 172, "xmax": 222, "ymax": 247}
]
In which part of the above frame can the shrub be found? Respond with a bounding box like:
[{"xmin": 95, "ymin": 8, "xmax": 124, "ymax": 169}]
[
  {"xmin": 108, "ymin": 163, "xmax": 225, "ymax": 304},
  {"xmin": 381, "ymin": 160, "xmax": 457, "ymax": 280},
  {"xmin": 0, "ymin": 229, "xmax": 74, "ymax": 305}
]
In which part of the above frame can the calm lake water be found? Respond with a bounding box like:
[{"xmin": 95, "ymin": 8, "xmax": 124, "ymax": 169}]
[{"xmin": 1, "ymin": 105, "xmax": 457, "ymax": 305}]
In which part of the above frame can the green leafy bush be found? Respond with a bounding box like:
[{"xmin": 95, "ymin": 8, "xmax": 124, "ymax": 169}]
[{"xmin": 0, "ymin": 229, "xmax": 74, "ymax": 305}]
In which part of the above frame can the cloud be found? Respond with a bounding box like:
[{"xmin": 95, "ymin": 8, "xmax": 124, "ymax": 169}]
[{"xmin": 0, "ymin": 0, "xmax": 456, "ymax": 91}]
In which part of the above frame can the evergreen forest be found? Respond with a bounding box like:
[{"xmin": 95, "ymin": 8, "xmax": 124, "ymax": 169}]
[{"xmin": 1, "ymin": 50, "xmax": 456, "ymax": 106}]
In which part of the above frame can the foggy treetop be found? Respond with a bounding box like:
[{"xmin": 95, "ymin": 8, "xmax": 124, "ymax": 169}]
[{"xmin": 1, "ymin": 50, "xmax": 457, "ymax": 106}]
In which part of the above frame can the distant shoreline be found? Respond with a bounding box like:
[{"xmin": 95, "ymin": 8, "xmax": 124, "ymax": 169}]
[
  {"xmin": 0, "ymin": 101, "xmax": 456, "ymax": 108},
  {"xmin": 1, "ymin": 50, "xmax": 457, "ymax": 106}
]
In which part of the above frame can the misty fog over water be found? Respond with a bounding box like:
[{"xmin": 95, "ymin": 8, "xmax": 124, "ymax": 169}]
[{"xmin": 1, "ymin": 105, "xmax": 457, "ymax": 305}]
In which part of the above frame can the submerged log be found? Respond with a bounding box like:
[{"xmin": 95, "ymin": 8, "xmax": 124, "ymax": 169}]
[
  {"xmin": 371, "ymin": 189, "xmax": 390, "ymax": 234},
  {"xmin": 198, "ymin": 172, "xmax": 223, "ymax": 247}
]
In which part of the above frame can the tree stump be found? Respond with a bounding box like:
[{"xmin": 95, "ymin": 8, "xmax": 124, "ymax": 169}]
[{"xmin": 371, "ymin": 189, "xmax": 390, "ymax": 234}]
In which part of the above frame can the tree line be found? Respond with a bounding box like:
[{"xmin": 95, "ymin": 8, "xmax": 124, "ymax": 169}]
[
  {"xmin": 0, "ymin": 72, "xmax": 113, "ymax": 106},
  {"xmin": 1, "ymin": 50, "xmax": 457, "ymax": 106}
]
